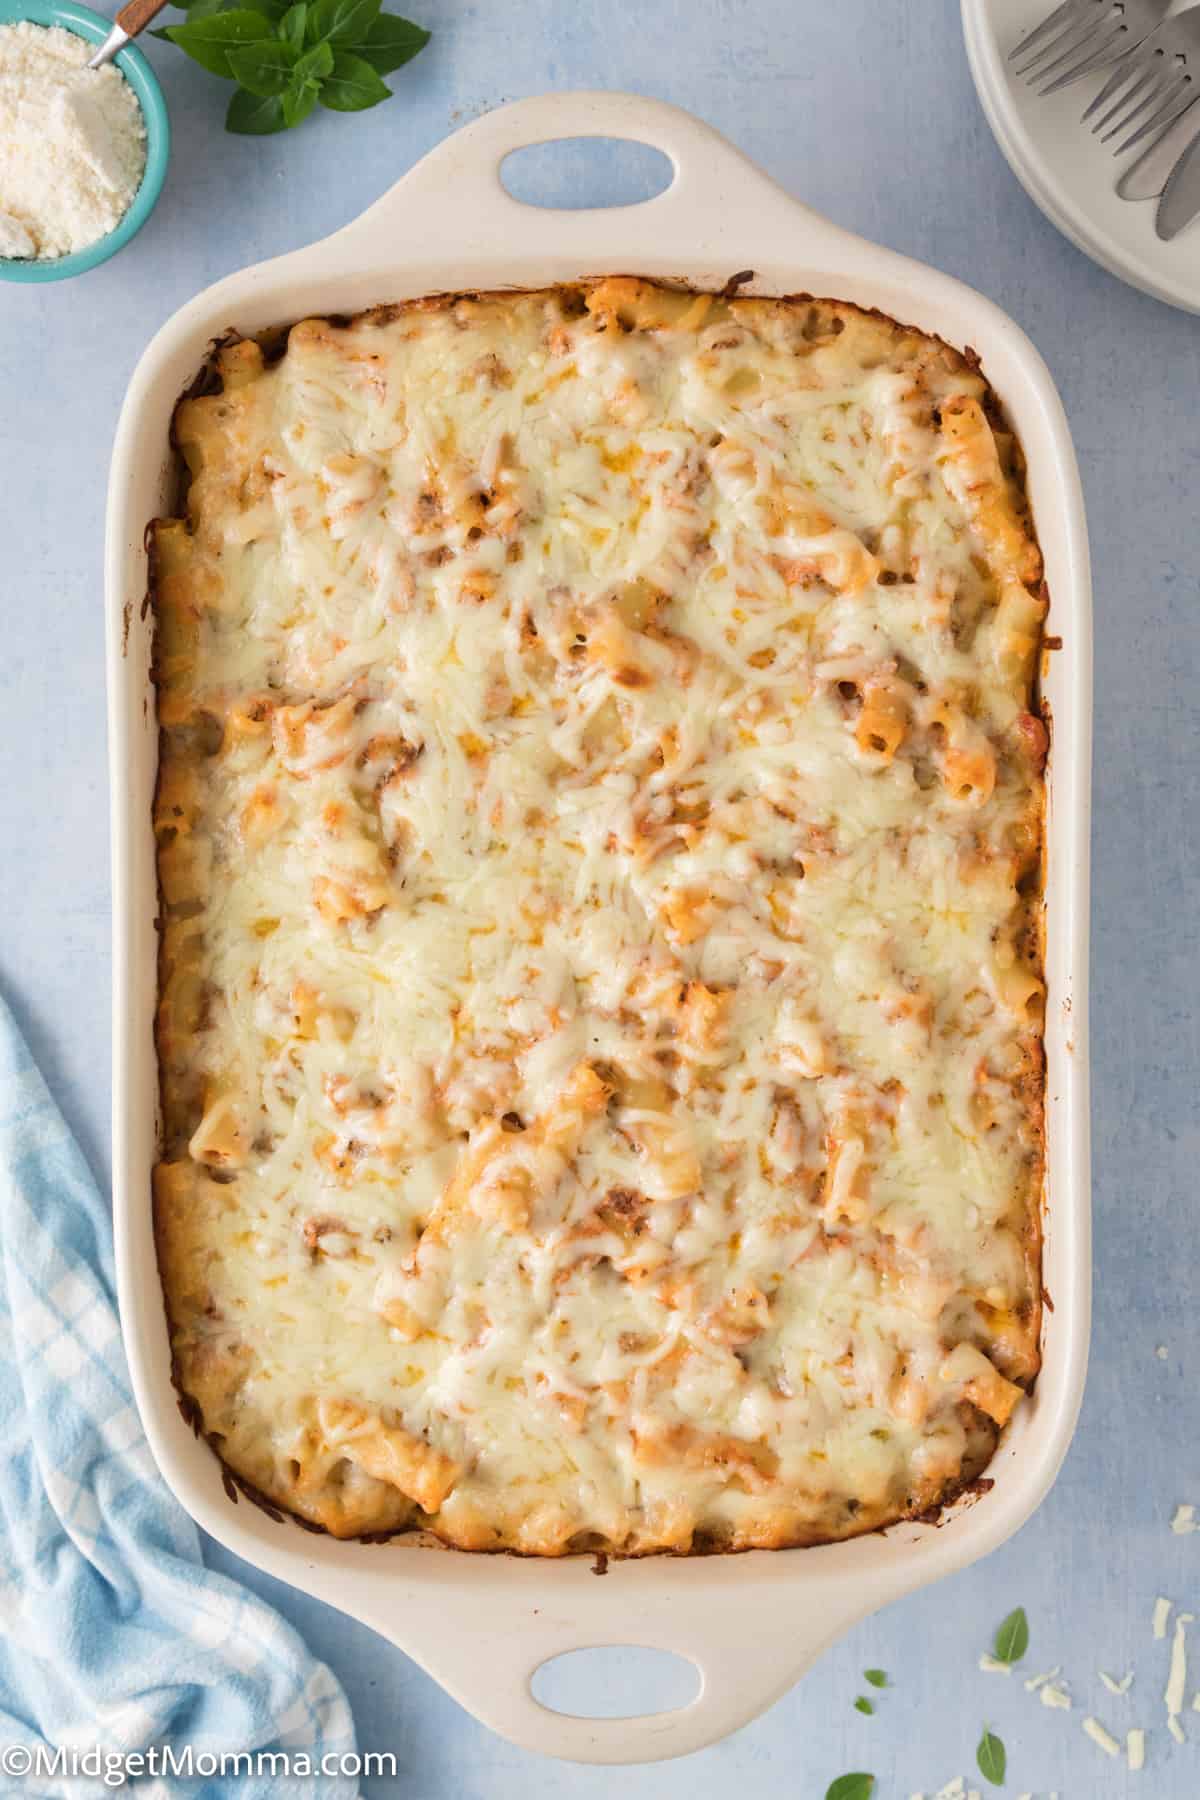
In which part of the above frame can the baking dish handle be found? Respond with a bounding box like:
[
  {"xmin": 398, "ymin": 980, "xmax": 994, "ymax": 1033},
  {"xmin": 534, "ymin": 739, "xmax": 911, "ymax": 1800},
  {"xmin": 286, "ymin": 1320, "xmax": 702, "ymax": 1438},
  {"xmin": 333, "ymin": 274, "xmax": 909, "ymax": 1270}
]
[
  {"xmin": 333, "ymin": 89, "xmax": 843, "ymax": 254},
  {"xmin": 394, "ymin": 1571, "xmax": 874, "ymax": 1763}
]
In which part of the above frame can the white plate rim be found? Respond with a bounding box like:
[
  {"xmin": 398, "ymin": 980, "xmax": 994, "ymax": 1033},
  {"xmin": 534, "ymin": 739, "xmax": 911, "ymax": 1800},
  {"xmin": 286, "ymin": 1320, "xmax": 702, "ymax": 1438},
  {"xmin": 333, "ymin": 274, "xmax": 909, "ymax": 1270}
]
[{"xmin": 962, "ymin": 0, "xmax": 1200, "ymax": 316}]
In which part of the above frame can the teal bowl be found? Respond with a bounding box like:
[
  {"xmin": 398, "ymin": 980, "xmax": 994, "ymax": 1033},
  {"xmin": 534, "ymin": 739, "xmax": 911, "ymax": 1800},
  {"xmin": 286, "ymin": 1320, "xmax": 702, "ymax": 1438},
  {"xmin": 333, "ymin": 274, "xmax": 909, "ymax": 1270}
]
[{"xmin": 0, "ymin": 0, "xmax": 169, "ymax": 282}]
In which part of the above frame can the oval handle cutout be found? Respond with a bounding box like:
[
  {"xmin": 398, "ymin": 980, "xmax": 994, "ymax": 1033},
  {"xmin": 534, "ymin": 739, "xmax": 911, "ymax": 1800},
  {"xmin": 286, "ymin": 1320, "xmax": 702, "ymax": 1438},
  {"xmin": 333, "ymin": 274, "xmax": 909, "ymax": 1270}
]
[
  {"xmin": 500, "ymin": 137, "xmax": 674, "ymax": 210},
  {"xmin": 531, "ymin": 1645, "xmax": 700, "ymax": 1719}
]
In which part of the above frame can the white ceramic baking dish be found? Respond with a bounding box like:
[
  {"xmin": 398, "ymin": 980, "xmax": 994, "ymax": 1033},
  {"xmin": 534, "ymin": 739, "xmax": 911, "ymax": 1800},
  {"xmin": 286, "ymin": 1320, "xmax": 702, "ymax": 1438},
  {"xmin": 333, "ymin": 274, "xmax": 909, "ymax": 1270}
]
[{"xmin": 106, "ymin": 91, "xmax": 1092, "ymax": 1765}]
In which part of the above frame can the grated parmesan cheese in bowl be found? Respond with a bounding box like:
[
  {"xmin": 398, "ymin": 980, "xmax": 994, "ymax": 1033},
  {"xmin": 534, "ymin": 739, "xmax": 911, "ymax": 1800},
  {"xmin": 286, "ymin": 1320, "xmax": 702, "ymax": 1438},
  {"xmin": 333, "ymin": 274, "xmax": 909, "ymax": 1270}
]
[{"xmin": 0, "ymin": 19, "xmax": 146, "ymax": 260}]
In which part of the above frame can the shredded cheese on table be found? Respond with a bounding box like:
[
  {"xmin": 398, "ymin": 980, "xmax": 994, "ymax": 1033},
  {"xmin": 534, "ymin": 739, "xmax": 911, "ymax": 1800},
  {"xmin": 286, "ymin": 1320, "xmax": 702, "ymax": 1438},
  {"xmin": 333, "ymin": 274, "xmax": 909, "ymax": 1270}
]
[
  {"xmin": 1165, "ymin": 1610, "xmax": 1193, "ymax": 1744},
  {"xmin": 151, "ymin": 280, "xmax": 1047, "ymax": 1552},
  {"xmin": 1083, "ymin": 1715, "xmax": 1121, "ymax": 1757}
]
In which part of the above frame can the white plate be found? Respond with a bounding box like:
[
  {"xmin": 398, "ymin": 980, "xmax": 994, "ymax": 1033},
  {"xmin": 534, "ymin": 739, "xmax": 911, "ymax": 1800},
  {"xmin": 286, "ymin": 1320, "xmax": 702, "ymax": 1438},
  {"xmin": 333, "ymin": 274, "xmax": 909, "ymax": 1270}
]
[{"xmin": 963, "ymin": 0, "xmax": 1200, "ymax": 313}]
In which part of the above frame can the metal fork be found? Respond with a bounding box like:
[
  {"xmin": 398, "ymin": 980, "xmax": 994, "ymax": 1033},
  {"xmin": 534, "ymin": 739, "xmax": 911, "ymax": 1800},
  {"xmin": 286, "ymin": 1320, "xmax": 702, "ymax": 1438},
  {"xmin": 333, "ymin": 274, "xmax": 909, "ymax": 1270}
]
[
  {"xmin": 1082, "ymin": 7, "xmax": 1200, "ymax": 155},
  {"xmin": 1117, "ymin": 95, "xmax": 1200, "ymax": 195},
  {"xmin": 1010, "ymin": 0, "xmax": 1170, "ymax": 94}
]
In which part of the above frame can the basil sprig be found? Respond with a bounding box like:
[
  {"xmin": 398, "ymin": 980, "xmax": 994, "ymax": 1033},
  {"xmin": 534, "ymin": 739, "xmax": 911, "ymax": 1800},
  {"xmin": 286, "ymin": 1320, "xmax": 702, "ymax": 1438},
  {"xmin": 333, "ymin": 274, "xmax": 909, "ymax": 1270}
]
[{"xmin": 155, "ymin": 0, "xmax": 428, "ymax": 133}]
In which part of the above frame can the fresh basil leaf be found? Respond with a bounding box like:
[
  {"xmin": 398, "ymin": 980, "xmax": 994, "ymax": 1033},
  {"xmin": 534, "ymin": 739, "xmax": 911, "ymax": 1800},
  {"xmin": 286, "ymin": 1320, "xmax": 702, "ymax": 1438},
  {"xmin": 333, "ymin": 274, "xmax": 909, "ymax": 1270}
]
[
  {"xmin": 227, "ymin": 39, "xmax": 297, "ymax": 93},
  {"xmin": 992, "ymin": 1607, "xmax": 1029, "ymax": 1665},
  {"xmin": 173, "ymin": 0, "xmax": 235, "ymax": 21},
  {"xmin": 863, "ymin": 1669, "xmax": 887, "ymax": 1688},
  {"xmin": 853, "ymin": 1697, "xmax": 873, "ymax": 1716},
  {"xmin": 281, "ymin": 75, "xmax": 319, "ymax": 125},
  {"xmin": 825, "ymin": 1777, "xmax": 874, "ymax": 1800},
  {"xmin": 163, "ymin": 9, "xmax": 275, "ymax": 77},
  {"xmin": 308, "ymin": 0, "xmax": 378, "ymax": 43},
  {"xmin": 294, "ymin": 37, "xmax": 333, "ymax": 77},
  {"xmin": 225, "ymin": 84, "xmax": 288, "ymax": 130},
  {"xmin": 173, "ymin": 0, "xmax": 291, "ymax": 19},
  {"xmin": 976, "ymin": 1727, "xmax": 1006, "ymax": 1787},
  {"xmin": 318, "ymin": 49, "xmax": 390, "ymax": 108},
  {"xmin": 279, "ymin": 1, "xmax": 307, "ymax": 47},
  {"xmin": 348, "ymin": 12, "xmax": 427, "ymax": 73}
]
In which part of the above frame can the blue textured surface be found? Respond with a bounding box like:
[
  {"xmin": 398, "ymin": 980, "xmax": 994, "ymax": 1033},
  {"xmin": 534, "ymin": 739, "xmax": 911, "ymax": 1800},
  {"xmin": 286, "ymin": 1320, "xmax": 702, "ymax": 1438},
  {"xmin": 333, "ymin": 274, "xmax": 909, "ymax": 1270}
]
[{"xmin": 2, "ymin": 0, "xmax": 1198, "ymax": 1792}]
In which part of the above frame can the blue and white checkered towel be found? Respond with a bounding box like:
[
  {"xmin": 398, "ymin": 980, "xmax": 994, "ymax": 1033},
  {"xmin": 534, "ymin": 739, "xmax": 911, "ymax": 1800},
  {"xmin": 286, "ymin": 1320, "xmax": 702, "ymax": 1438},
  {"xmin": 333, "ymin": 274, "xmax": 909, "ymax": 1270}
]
[{"xmin": 0, "ymin": 995, "xmax": 360, "ymax": 1798}]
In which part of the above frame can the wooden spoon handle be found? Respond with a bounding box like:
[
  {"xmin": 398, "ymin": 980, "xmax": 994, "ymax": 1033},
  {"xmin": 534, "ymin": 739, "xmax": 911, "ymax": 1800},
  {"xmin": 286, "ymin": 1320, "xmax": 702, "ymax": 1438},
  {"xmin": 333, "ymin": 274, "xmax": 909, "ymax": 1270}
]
[{"xmin": 113, "ymin": 0, "xmax": 170, "ymax": 40}]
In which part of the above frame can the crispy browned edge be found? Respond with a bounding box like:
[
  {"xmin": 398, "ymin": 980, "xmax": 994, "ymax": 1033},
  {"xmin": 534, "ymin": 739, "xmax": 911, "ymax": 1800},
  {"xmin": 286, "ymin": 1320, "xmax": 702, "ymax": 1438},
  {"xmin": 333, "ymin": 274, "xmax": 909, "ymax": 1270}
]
[{"xmin": 149, "ymin": 277, "xmax": 1048, "ymax": 1556}]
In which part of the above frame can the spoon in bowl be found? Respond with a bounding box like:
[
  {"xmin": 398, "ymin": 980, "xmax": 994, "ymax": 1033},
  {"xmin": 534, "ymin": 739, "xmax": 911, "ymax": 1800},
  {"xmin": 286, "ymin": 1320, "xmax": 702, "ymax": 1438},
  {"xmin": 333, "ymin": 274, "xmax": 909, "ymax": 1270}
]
[{"xmin": 86, "ymin": 0, "xmax": 167, "ymax": 67}]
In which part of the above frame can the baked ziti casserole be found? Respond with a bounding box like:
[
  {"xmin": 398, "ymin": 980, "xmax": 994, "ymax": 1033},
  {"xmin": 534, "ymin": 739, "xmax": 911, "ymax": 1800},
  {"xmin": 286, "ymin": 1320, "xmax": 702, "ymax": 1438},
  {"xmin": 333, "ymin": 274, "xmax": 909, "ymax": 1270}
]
[{"xmin": 151, "ymin": 278, "xmax": 1047, "ymax": 1554}]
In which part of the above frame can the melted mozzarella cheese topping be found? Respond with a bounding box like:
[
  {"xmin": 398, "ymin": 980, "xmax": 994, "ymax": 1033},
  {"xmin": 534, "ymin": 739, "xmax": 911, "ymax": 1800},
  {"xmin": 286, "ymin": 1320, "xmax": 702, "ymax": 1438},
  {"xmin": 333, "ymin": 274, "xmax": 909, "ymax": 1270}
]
[{"xmin": 152, "ymin": 280, "xmax": 1046, "ymax": 1554}]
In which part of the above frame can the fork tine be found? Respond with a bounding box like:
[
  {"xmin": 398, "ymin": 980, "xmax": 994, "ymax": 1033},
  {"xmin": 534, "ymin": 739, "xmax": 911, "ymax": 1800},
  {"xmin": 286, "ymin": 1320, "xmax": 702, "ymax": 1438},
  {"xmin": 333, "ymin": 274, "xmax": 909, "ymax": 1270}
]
[
  {"xmin": 1100, "ymin": 71, "xmax": 1170, "ymax": 140},
  {"xmin": 1114, "ymin": 66, "xmax": 1179, "ymax": 137},
  {"xmin": 1115, "ymin": 82, "xmax": 1194, "ymax": 155},
  {"xmin": 1015, "ymin": 13, "xmax": 1105, "ymax": 80},
  {"xmin": 1012, "ymin": 5, "xmax": 1101, "ymax": 73},
  {"xmin": 1014, "ymin": 12, "xmax": 1101, "ymax": 76},
  {"xmin": 1082, "ymin": 50, "xmax": 1152, "ymax": 121},
  {"xmin": 1021, "ymin": 11, "xmax": 1115, "ymax": 81},
  {"xmin": 1037, "ymin": 19, "xmax": 1131, "ymax": 93},
  {"xmin": 1113, "ymin": 72, "xmax": 1193, "ymax": 151},
  {"xmin": 1009, "ymin": 0, "xmax": 1090, "ymax": 65},
  {"xmin": 1091, "ymin": 63, "xmax": 1159, "ymax": 133},
  {"xmin": 1117, "ymin": 94, "xmax": 1200, "ymax": 194},
  {"xmin": 1087, "ymin": 13, "xmax": 1159, "ymax": 70}
]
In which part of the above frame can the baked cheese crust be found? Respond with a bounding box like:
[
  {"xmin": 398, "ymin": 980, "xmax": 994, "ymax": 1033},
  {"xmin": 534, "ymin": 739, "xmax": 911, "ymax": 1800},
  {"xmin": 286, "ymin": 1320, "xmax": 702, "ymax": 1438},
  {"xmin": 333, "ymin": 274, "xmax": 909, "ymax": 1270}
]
[{"xmin": 151, "ymin": 279, "xmax": 1046, "ymax": 1554}]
